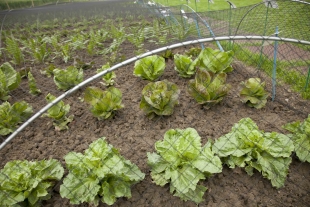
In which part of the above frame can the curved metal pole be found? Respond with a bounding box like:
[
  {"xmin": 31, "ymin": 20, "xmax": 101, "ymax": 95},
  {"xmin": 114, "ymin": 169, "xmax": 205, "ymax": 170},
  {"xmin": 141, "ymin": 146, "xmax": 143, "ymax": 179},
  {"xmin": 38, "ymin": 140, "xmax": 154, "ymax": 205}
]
[{"xmin": 1, "ymin": 35, "xmax": 310, "ymax": 150}]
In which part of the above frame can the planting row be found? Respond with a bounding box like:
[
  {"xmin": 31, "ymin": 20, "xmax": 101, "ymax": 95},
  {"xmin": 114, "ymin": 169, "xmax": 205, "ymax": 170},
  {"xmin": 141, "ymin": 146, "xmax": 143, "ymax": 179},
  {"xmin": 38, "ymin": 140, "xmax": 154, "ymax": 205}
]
[
  {"xmin": 1, "ymin": 116, "xmax": 309, "ymax": 206},
  {"xmin": 0, "ymin": 47, "xmax": 268, "ymax": 135}
]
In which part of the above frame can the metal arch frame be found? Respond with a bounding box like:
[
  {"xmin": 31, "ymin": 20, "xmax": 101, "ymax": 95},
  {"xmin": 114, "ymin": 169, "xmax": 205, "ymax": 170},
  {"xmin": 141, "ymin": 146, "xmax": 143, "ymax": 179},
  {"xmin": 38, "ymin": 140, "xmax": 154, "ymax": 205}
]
[{"xmin": 1, "ymin": 35, "xmax": 310, "ymax": 150}]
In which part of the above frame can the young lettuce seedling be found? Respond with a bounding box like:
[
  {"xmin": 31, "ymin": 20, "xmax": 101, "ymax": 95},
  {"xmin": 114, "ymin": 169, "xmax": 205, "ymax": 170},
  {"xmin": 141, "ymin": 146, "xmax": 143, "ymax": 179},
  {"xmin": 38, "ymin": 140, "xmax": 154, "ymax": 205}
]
[
  {"xmin": 96, "ymin": 63, "xmax": 116, "ymax": 86},
  {"xmin": 27, "ymin": 71, "xmax": 41, "ymax": 95},
  {"xmin": 188, "ymin": 69, "xmax": 231, "ymax": 109},
  {"xmin": 240, "ymin": 78, "xmax": 269, "ymax": 109},
  {"xmin": 174, "ymin": 54, "xmax": 196, "ymax": 78},
  {"xmin": 140, "ymin": 80, "xmax": 180, "ymax": 119},
  {"xmin": 0, "ymin": 62, "xmax": 21, "ymax": 101},
  {"xmin": 53, "ymin": 66, "xmax": 83, "ymax": 91},
  {"xmin": 42, "ymin": 93, "xmax": 74, "ymax": 131},
  {"xmin": 133, "ymin": 55, "xmax": 165, "ymax": 81},
  {"xmin": 84, "ymin": 86, "xmax": 124, "ymax": 120}
]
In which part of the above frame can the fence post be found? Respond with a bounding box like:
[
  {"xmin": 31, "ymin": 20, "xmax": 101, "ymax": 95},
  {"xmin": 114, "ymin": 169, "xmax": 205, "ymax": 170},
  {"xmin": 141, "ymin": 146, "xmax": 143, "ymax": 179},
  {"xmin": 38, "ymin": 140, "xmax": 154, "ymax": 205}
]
[{"xmin": 272, "ymin": 26, "xmax": 279, "ymax": 101}]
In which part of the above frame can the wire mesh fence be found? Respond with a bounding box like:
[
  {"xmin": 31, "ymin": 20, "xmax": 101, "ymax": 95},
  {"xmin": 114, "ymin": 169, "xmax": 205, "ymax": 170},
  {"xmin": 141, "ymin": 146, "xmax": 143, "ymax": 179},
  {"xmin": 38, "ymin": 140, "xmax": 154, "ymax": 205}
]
[{"xmin": 0, "ymin": 0, "xmax": 310, "ymax": 206}]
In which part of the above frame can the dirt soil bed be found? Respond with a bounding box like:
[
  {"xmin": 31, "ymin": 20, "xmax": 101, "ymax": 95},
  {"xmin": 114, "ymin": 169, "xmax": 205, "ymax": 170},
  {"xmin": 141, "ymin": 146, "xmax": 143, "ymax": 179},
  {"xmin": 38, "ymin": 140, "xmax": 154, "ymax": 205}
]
[{"xmin": 1, "ymin": 1, "xmax": 310, "ymax": 206}]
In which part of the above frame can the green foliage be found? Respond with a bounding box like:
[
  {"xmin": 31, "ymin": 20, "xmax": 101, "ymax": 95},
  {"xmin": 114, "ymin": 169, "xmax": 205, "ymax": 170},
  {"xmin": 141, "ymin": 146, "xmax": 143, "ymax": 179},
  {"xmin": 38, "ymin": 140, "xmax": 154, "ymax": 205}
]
[
  {"xmin": 133, "ymin": 55, "xmax": 165, "ymax": 81},
  {"xmin": 147, "ymin": 128, "xmax": 222, "ymax": 203},
  {"xmin": 160, "ymin": 49, "xmax": 173, "ymax": 60},
  {"xmin": 60, "ymin": 42, "xmax": 71, "ymax": 63},
  {"xmin": 0, "ymin": 62, "xmax": 21, "ymax": 101},
  {"xmin": 53, "ymin": 66, "xmax": 83, "ymax": 91},
  {"xmin": 23, "ymin": 38, "xmax": 50, "ymax": 63},
  {"xmin": 0, "ymin": 101, "xmax": 33, "ymax": 136},
  {"xmin": 40, "ymin": 64, "xmax": 56, "ymax": 78},
  {"xmin": 140, "ymin": 80, "xmax": 180, "ymax": 119},
  {"xmin": 96, "ymin": 63, "xmax": 116, "ymax": 86},
  {"xmin": 84, "ymin": 86, "xmax": 124, "ymax": 120},
  {"xmin": 0, "ymin": 159, "xmax": 64, "ymax": 207},
  {"xmin": 42, "ymin": 93, "xmax": 74, "ymax": 131},
  {"xmin": 240, "ymin": 78, "xmax": 269, "ymax": 109},
  {"xmin": 185, "ymin": 47, "xmax": 202, "ymax": 58},
  {"xmin": 5, "ymin": 36, "xmax": 24, "ymax": 65},
  {"xmin": 174, "ymin": 54, "xmax": 196, "ymax": 78},
  {"xmin": 213, "ymin": 118, "xmax": 294, "ymax": 188},
  {"xmin": 195, "ymin": 48, "xmax": 234, "ymax": 73},
  {"xmin": 60, "ymin": 137, "xmax": 145, "ymax": 206},
  {"xmin": 188, "ymin": 69, "xmax": 231, "ymax": 108},
  {"xmin": 283, "ymin": 115, "xmax": 310, "ymax": 163},
  {"xmin": 28, "ymin": 71, "xmax": 41, "ymax": 95}
]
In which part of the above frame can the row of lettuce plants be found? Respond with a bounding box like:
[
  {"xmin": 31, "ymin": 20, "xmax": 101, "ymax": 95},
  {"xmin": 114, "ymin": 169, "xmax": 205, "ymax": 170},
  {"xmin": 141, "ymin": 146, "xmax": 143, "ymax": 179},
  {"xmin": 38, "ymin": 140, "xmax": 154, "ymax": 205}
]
[{"xmin": 1, "ymin": 116, "xmax": 309, "ymax": 206}]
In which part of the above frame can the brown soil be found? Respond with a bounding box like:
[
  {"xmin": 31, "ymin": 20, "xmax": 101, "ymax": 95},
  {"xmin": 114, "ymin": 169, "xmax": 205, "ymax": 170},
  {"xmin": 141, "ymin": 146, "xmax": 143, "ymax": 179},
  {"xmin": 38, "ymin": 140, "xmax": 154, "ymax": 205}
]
[{"xmin": 1, "ymin": 2, "xmax": 310, "ymax": 207}]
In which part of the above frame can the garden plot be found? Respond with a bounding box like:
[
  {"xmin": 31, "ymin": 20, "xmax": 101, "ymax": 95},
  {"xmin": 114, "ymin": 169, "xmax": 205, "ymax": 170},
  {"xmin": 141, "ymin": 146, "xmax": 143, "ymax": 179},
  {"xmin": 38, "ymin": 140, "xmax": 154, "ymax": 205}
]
[{"xmin": 0, "ymin": 1, "xmax": 310, "ymax": 207}]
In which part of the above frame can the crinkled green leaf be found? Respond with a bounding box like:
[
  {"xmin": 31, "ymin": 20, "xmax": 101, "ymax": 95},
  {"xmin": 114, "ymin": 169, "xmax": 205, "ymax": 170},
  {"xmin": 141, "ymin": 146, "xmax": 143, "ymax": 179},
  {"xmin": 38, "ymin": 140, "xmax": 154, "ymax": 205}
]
[
  {"xmin": 140, "ymin": 80, "xmax": 179, "ymax": 118},
  {"xmin": 148, "ymin": 128, "xmax": 222, "ymax": 203},
  {"xmin": 0, "ymin": 62, "xmax": 21, "ymax": 100},
  {"xmin": 214, "ymin": 118, "xmax": 294, "ymax": 188},
  {"xmin": 0, "ymin": 159, "xmax": 63, "ymax": 206},
  {"xmin": 188, "ymin": 70, "xmax": 230, "ymax": 108},
  {"xmin": 84, "ymin": 87, "xmax": 124, "ymax": 120},
  {"xmin": 133, "ymin": 55, "xmax": 165, "ymax": 81},
  {"xmin": 174, "ymin": 54, "xmax": 196, "ymax": 78},
  {"xmin": 53, "ymin": 66, "xmax": 83, "ymax": 90},
  {"xmin": 28, "ymin": 71, "xmax": 41, "ymax": 95},
  {"xmin": 0, "ymin": 101, "xmax": 33, "ymax": 136},
  {"xmin": 60, "ymin": 138, "xmax": 145, "ymax": 206},
  {"xmin": 195, "ymin": 48, "xmax": 233, "ymax": 73},
  {"xmin": 240, "ymin": 78, "xmax": 268, "ymax": 109},
  {"xmin": 283, "ymin": 115, "xmax": 310, "ymax": 162}
]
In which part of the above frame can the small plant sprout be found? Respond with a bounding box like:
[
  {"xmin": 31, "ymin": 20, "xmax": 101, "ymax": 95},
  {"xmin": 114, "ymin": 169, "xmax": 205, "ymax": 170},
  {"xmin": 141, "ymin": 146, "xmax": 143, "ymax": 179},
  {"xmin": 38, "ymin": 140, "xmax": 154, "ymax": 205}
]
[
  {"xmin": 133, "ymin": 55, "xmax": 165, "ymax": 81},
  {"xmin": 140, "ymin": 80, "xmax": 180, "ymax": 119},
  {"xmin": 42, "ymin": 93, "xmax": 74, "ymax": 131},
  {"xmin": 188, "ymin": 69, "xmax": 231, "ymax": 109},
  {"xmin": 96, "ymin": 63, "xmax": 116, "ymax": 86},
  {"xmin": 27, "ymin": 71, "xmax": 41, "ymax": 95},
  {"xmin": 84, "ymin": 86, "xmax": 124, "ymax": 120},
  {"xmin": 240, "ymin": 78, "xmax": 269, "ymax": 109}
]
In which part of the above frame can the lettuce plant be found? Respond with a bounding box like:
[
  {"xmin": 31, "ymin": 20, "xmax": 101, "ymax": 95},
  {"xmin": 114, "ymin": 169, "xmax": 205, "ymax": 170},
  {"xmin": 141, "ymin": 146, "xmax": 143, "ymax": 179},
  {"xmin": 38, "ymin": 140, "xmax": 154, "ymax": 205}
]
[
  {"xmin": 28, "ymin": 71, "xmax": 41, "ymax": 95},
  {"xmin": 0, "ymin": 101, "xmax": 33, "ymax": 136},
  {"xmin": 60, "ymin": 137, "xmax": 145, "ymax": 206},
  {"xmin": 5, "ymin": 36, "xmax": 24, "ymax": 65},
  {"xmin": 147, "ymin": 128, "xmax": 222, "ymax": 204},
  {"xmin": 188, "ymin": 69, "xmax": 231, "ymax": 109},
  {"xmin": 283, "ymin": 115, "xmax": 310, "ymax": 163},
  {"xmin": 53, "ymin": 66, "xmax": 83, "ymax": 91},
  {"xmin": 133, "ymin": 55, "xmax": 165, "ymax": 81},
  {"xmin": 96, "ymin": 63, "xmax": 116, "ymax": 86},
  {"xmin": 42, "ymin": 93, "xmax": 74, "ymax": 131},
  {"xmin": 240, "ymin": 78, "xmax": 269, "ymax": 109},
  {"xmin": 174, "ymin": 54, "xmax": 196, "ymax": 78},
  {"xmin": 195, "ymin": 48, "xmax": 233, "ymax": 73},
  {"xmin": 213, "ymin": 118, "xmax": 294, "ymax": 188},
  {"xmin": 140, "ymin": 80, "xmax": 180, "ymax": 119},
  {"xmin": 0, "ymin": 62, "xmax": 21, "ymax": 101},
  {"xmin": 0, "ymin": 159, "xmax": 64, "ymax": 207},
  {"xmin": 84, "ymin": 86, "xmax": 124, "ymax": 120}
]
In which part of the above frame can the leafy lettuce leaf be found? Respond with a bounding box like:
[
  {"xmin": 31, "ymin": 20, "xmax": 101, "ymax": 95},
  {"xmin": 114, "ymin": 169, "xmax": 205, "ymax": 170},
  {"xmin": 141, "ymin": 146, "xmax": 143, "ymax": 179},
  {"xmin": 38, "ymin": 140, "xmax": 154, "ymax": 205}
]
[
  {"xmin": 133, "ymin": 55, "xmax": 165, "ymax": 81},
  {"xmin": 173, "ymin": 54, "xmax": 196, "ymax": 78},
  {"xmin": 84, "ymin": 86, "xmax": 124, "ymax": 120},
  {"xmin": 60, "ymin": 137, "xmax": 145, "ymax": 206},
  {"xmin": 53, "ymin": 66, "xmax": 83, "ymax": 91},
  {"xmin": 0, "ymin": 62, "xmax": 21, "ymax": 101},
  {"xmin": 283, "ymin": 115, "xmax": 310, "ymax": 162},
  {"xmin": 0, "ymin": 101, "xmax": 33, "ymax": 136},
  {"xmin": 140, "ymin": 80, "xmax": 180, "ymax": 119},
  {"xmin": 147, "ymin": 128, "xmax": 222, "ymax": 204},
  {"xmin": 0, "ymin": 159, "xmax": 64, "ymax": 206},
  {"xmin": 213, "ymin": 118, "xmax": 294, "ymax": 188},
  {"xmin": 188, "ymin": 69, "xmax": 231, "ymax": 108},
  {"xmin": 240, "ymin": 78, "xmax": 269, "ymax": 109}
]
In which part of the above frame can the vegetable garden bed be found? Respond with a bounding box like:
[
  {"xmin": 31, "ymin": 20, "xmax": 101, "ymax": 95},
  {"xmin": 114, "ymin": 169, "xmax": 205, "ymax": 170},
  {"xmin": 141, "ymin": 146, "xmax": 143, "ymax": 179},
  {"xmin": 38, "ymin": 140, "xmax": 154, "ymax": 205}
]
[{"xmin": 0, "ymin": 1, "xmax": 310, "ymax": 206}]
